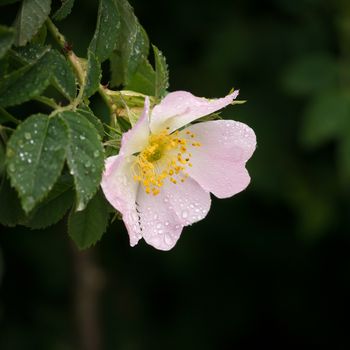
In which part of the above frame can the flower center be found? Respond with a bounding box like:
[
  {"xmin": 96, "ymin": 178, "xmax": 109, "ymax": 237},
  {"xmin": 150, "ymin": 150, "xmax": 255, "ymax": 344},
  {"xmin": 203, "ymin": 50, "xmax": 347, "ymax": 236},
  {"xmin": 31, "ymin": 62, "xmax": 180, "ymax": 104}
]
[{"xmin": 132, "ymin": 129, "xmax": 201, "ymax": 195}]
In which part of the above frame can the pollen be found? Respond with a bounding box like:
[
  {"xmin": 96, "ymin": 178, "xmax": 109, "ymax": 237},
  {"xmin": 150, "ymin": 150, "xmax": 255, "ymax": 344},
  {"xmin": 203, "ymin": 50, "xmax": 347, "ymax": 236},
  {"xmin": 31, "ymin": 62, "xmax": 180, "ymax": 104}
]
[{"xmin": 132, "ymin": 129, "xmax": 200, "ymax": 195}]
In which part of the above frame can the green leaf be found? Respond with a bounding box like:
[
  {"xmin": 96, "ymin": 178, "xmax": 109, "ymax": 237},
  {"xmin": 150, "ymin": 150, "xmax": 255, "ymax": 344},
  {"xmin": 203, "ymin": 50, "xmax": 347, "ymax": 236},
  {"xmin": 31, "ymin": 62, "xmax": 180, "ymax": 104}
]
[
  {"xmin": 47, "ymin": 49, "xmax": 76, "ymax": 101},
  {"xmin": 68, "ymin": 190, "xmax": 109, "ymax": 249},
  {"xmin": 301, "ymin": 90, "xmax": 350, "ymax": 148},
  {"xmin": 0, "ymin": 26, "xmax": 14, "ymax": 59},
  {"xmin": 24, "ymin": 174, "xmax": 74, "ymax": 229},
  {"xmin": 110, "ymin": 0, "xmax": 149, "ymax": 87},
  {"xmin": 153, "ymin": 45, "xmax": 169, "ymax": 98},
  {"xmin": 14, "ymin": 0, "xmax": 52, "ymax": 46},
  {"xmin": 0, "ymin": 176, "xmax": 25, "ymax": 227},
  {"xmin": 0, "ymin": 48, "xmax": 51, "ymax": 107},
  {"xmin": 83, "ymin": 50, "xmax": 101, "ymax": 98},
  {"xmin": 76, "ymin": 107, "xmax": 105, "ymax": 138},
  {"xmin": 6, "ymin": 114, "xmax": 67, "ymax": 213},
  {"xmin": 52, "ymin": 0, "xmax": 75, "ymax": 21},
  {"xmin": 126, "ymin": 57, "xmax": 155, "ymax": 95},
  {"xmin": 11, "ymin": 43, "xmax": 48, "ymax": 64},
  {"xmin": 58, "ymin": 111, "xmax": 104, "ymax": 211},
  {"xmin": 89, "ymin": 0, "xmax": 120, "ymax": 62}
]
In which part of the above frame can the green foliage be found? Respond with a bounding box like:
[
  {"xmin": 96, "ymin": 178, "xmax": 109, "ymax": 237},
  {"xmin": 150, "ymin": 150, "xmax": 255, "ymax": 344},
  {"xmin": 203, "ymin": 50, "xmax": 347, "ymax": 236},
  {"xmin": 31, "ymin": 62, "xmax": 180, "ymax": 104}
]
[
  {"xmin": 126, "ymin": 57, "xmax": 155, "ymax": 95},
  {"xmin": 68, "ymin": 190, "xmax": 110, "ymax": 249},
  {"xmin": 14, "ymin": 0, "xmax": 52, "ymax": 46},
  {"xmin": 24, "ymin": 174, "xmax": 74, "ymax": 229},
  {"xmin": 0, "ymin": 26, "xmax": 14, "ymax": 59},
  {"xmin": 110, "ymin": 0, "xmax": 149, "ymax": 87},
  {"xmin": 0, "ymin": 0, "xmax": 171, "ymax": 249},
  {"xmin": 76, "ymin": 107, "xmax": 105, "ymax": 138},
  {"xmin": 83, "ymin": 50, "xmax": 101, "ymax": 98},
  {"xmin": 0, "ymin": 47, "xmax": 76, "ymax": 106},
  {"xmin": 58, "ymin": 111, "xmax": 104, "ymax": 212},
  {"xmin": 6, "ymin": 114, "xmax": 67, "ymax": 213},
  {"xmin": 153, "ymin": 45, "xmax": 169, "ymax": 98},
  {"xmin": 89, "ymin": 0, "xmax": 120, "ymax": 62},
  {"xmin": 52, "ymin": 0, "xmax": 75, "ymax": 21},
  {"xmin": 48, "ymin": 49, "xmax": 76, "ymax": 101},
  {"xmin": 0, "ymin": 48, "xmax": 51, "ymax": 107}
]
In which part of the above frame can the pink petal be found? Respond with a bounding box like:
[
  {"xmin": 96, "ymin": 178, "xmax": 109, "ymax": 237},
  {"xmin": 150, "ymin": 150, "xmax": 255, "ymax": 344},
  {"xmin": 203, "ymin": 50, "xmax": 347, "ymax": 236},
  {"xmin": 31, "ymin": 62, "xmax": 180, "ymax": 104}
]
[
  {"xmin": 136, "ymin": 187, "xmax": 184, "ymax": 251},
  {"xmin": 150, "ymin": 90, "xmax": 239, "ymax": 134},
  {"xmin": 162, "ymin": 177, "xmax": 211, "ymax": 226},
  {"xmin": 120, "ymin": 97, "xmax": 150, "ymax": 156},
  {"xmin": 182, "ymin": 120, "xmax": 256, "ymax": 198},
  {"xmin": 101, "ymin": 155, "xmax": 141, "ymax": 246}
]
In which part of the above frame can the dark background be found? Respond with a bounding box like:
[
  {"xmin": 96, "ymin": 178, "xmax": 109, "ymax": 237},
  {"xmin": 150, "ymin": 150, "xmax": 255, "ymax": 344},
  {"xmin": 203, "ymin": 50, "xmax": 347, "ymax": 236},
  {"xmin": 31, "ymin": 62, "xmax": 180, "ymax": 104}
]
[{"xmin": 2, "ymin": 0, "xmax": 350, "ymax": 349}]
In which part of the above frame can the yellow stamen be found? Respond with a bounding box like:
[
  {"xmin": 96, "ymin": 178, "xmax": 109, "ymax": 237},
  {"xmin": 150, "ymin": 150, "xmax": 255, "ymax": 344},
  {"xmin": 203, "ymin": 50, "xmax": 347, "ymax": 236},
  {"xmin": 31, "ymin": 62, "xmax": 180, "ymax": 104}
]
[{"xmin": 132, "ymin": 129, "xmax": 201, "ymax": 195}]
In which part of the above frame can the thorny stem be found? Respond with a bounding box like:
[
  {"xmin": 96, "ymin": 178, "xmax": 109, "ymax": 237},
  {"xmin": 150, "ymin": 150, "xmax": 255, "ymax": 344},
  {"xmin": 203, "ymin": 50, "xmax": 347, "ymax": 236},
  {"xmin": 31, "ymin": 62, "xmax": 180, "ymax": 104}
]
[{"xmin": 46, "ymin": 19, "xmax": 115, "ymax": 118}]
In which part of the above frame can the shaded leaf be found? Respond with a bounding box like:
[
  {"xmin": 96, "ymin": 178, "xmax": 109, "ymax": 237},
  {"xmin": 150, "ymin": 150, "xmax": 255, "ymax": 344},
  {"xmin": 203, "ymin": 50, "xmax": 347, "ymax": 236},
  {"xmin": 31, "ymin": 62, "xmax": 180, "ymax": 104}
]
[
  {"xmin": 153, "ymin": 45, "xmax": 169, "ymax": 98},
  {"xmin": 52, "ymin": 0, "xmax": 75, "ymax": 21},
  {"xmin": 83, "ymin": 50, "xmax": 101, "ymax": 98},
  {"xmin": 47, "ymin": 49, "xmax": 76, "ymax": 100},
  {"xmin": 24, "ymin": 174, "xmax": 74, "ymax": 229},
  {"xmin": 126, "ymin": 57, "xmax": 155, "ymax": 95},
  {"xmin": 68, "ymin": 190, "xmax": 109, "ymax": 249},
  {"xmin": 89, "ymin": 0, "xmax": 120, "ymax": 62},
  {"xmin": 14, "ymin": 0, "xmax": 52, "ymax": 46},
  {"xmin": 31, "ymin": 23, "xmax": 47, "ymax": 45},
  {"xmin": 6, "ymin": 114, "xmax": 67, "ymax": 213},
  {"xmin": 110, "ymin": 0, "xmax": 149, "ymax": 87},
  {"xmin": 0, "ymin": 25, "xmax": 14, "ymax": 59},
  {"xmin": 0, "ymin": 48, "xmax": 51, "ymax": 107},
  {"xmin": 58, "ymin": 111, "xmax": 104, "ymax": 211}
]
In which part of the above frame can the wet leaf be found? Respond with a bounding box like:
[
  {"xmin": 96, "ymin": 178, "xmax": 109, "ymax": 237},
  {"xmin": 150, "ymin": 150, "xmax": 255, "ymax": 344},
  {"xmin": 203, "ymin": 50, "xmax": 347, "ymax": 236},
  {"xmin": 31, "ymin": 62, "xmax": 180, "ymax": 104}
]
[
  {"xmin": 58, "ymin": 110, "xmax": 104, "ymax": 211},
  {"xmin": 14, "ymin": 0, "xmax": 52, "ymax": 46},
  {"xmin": 110, "ymin": 0, "xmax": 149, "ymax": 87},
  {"xmin": 0, "ymin": 48, "xmax": 51, "ymax": 107},
  {"xmin": 6, "ymin": 114, "xmax": 67, "ymax": 213},
  {"xmin": 126, "ymin": 57, "xmax": 155, "ymax": 95},
  {"xmin": 76, "ymin": 107, "xmax": 105, "ymax": 138},
  {"xmin": 89, "ymin": 0, "xmax": 120, "ymax": 62},
  {"xmin": 83, "ymin": 50, "xmax": 101, "ymax": 98}
]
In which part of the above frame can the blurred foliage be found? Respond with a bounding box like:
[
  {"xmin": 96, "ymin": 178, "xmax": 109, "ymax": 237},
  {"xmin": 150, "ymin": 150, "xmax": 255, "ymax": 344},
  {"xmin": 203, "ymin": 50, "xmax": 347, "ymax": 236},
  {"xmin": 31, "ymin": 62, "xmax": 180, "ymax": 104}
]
[{"xmin": 2, "ymin": 0, "xmax": 350, "ymax": 349}]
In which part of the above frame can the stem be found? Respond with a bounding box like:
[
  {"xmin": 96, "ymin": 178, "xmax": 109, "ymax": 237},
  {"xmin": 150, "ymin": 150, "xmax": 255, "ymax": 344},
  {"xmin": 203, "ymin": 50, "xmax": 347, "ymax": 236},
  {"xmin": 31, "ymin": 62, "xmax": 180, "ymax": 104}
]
[
  {"xmin": 46, "ymin": 19, "xmax": 85, "ymax": 93},
  {"xmin": 71, "ymin": 245, "xmax": 105, "ymax": 350},
  {"xmin": 33, "ymin": 96, "xmax": 60, "ymax": 109}
]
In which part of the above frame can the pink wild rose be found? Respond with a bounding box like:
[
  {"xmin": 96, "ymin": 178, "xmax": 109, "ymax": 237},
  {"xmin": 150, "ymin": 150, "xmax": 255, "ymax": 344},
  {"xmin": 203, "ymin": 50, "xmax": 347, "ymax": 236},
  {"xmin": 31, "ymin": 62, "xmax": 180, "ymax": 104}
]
[{"xmin": 101, "ymin": 90, "xmax": 256, "ymax": 250}]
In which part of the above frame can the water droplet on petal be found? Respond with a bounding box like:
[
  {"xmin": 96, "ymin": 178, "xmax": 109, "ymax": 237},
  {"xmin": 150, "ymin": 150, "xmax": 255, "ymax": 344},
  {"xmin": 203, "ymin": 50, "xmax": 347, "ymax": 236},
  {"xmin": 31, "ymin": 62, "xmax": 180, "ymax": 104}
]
[{"xmin": 181, "ymin": 210, "xmax": 188, "ymax": 219}]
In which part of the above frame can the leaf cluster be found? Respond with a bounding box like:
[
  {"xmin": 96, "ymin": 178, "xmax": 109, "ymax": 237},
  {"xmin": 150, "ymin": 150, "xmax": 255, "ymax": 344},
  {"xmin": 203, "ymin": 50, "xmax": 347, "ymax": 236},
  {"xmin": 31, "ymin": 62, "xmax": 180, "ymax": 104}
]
[{"xmin": 0, "ymin": 0, "xmax": 169, "ymax": 249}]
